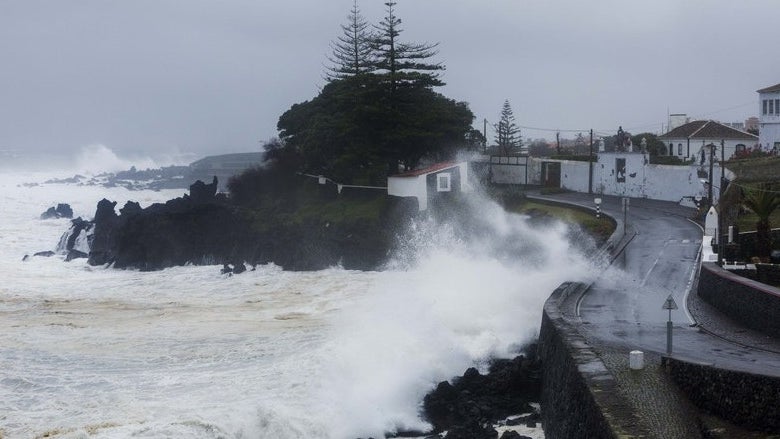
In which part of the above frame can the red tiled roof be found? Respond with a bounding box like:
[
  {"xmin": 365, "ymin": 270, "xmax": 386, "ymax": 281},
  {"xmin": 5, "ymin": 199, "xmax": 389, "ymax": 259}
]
[
  {"xmin": 391, "ymin": 161, "xmax": 459, "ymax": 177},
  {"xmin": 659, "ymin": 120, "xmax": 757, "ymax": 141},
  {"xmin": 757, "ymin": 83, "xmax": 780, "ymax": 93}
]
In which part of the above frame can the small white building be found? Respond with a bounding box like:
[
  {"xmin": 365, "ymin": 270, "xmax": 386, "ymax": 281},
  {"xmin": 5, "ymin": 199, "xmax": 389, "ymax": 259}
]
[
  {"xmin": 387, "ymin": 162, "xmax": 469, "ymax": 211},
  {"xmin": 757, "ymin": 82, "xmax": 780, "ymax": 151},
  {"xmin": 658, "ymin": 120, "xmax": 758, "ymax": 164}
]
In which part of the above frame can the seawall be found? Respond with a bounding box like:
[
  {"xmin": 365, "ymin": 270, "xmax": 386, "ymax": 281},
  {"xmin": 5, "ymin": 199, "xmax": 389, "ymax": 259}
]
[{"xmin": 539, "ymin": 282, "xmax": 650, "ymax": 439}]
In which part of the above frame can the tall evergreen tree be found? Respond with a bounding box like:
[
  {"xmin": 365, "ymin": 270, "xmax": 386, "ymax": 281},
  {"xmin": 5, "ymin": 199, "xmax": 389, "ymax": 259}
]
[
  {"xmin": 494, "ymin": 99, "xmax": 521, "ymax": 154},
  {"xmin": 277, "ymin": 1, "xmax": 473, "ymax": 181},
  {"xmin": 326, "ymin": 0, "xmax": 375, "ymax": 80},
  {"xmin": 372, "ymin": 1, "xmax": 444, "ymax": 95}
]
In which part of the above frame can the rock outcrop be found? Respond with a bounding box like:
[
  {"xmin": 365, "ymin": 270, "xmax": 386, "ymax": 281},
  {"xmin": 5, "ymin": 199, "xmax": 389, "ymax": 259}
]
[
  {"xmin": 422, "ymin": 351, "xmax": 541, "ymax": 436},
  {"xmin": 73, "ymin": 177, "xmax": 415, "ymax": 271},
  {"xmin": 40, "ymin": 203, "xmax": 73, "ymax": 219}
]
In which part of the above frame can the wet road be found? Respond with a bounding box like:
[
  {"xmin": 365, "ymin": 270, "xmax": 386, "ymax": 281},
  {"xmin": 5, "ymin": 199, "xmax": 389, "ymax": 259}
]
[{"xmin": 530, "ymin": 192, "xmax": 780, "ymax": 376}]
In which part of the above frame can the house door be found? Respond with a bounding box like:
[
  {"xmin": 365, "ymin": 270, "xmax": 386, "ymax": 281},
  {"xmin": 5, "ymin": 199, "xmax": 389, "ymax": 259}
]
[{"xmin": 541, "ymin": 162, "xmax": 561, "ymax": 187}]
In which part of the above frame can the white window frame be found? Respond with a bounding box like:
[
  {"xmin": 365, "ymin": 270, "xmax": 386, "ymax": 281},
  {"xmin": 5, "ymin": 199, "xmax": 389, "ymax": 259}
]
[{"xmin": 437, "ymin": 172, "xmax": 451, "ymax": 192}]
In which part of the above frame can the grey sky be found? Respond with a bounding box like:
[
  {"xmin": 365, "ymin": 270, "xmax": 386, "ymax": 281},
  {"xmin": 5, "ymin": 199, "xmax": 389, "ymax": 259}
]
[{"xmin": 1, "ymin": 0, "xmax": 778, "ymax": 163}]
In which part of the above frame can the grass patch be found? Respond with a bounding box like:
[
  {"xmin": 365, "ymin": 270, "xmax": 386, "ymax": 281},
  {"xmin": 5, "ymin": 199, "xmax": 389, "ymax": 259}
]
[
  {"xmin": 293, "ymin": 194, "xmax": 388, "ymax": 224},
  {"xmin": 505, "ymin": 200, "xmax": 615, "ymax": 244}
]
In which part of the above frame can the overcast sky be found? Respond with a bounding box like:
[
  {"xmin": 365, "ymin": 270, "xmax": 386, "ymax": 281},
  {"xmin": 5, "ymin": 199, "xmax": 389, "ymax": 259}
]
[{"xmin": 2, "ymin": 0, "xmax": 779, "ymax": 163}]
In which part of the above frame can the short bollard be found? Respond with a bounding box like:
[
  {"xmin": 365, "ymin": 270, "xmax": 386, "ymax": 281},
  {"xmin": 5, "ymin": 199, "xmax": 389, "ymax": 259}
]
[{"xmin": 629, "ymin": 350, "xmax": 644, "ymax": 370}]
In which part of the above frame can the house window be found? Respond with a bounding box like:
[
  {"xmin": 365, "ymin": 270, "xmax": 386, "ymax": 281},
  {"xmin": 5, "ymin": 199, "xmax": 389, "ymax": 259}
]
[
  {"xmin": 764, "ymin": 100, "xmax": 769, "ymax": 115},
  {"xmin": 736, "ymin": 144, "xmax": 746, "ymax": 152},
  {"xmin": 776, "ymin": 99, "xmax": 780, "ymax": 115},
  {"xmin": 678, "ymin": 143, "xmax": 682, "ymax": 155},
  {"xmin": 437, "ymin": 172, "xmax": 451, "ymax": 192},
  {"xmin": 771, "ymin": 99, "xmax": 776, "ymax": 115}
]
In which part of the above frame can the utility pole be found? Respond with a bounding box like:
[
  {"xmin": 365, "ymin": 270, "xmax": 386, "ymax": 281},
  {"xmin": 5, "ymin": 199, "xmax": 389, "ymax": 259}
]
[
  {"xmin": 588, "ymin": 129, "xmax": 594, "ymax": 194},
  {"xmin": 483, "ymin": 118, "xmax": 488, "ymax": 153},
  {"xmin": 719, "ymin": 139, "xmax": 726, "ymax": 263},
  {"xmin": 708, "ymin": 143, "xmax": 715, "ymax": 207},
  {"xmin": 556, "ymin": 132, "xmax": 561, "ymax": 155}
]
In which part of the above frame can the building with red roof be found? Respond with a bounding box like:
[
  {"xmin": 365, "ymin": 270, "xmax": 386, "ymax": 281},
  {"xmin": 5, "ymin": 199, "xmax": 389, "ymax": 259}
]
[{"xmin": 387, "ymin": 162, "xmax": 470, "ymax": 211}]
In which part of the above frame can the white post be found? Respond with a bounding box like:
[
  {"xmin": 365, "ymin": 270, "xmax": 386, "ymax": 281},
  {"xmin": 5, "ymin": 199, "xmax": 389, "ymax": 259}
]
[{"xmin": 629, "ymin": 351, "xmax": 644, "ymax": 370}]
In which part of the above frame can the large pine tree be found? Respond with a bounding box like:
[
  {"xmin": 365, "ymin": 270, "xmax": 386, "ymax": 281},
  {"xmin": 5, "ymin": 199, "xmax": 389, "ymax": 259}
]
[
  {"xmin": 372, "ymin": 1, "xmax": 444, "ymax": 95},
  {"xmin": 326, "ymin": 0, "xmax": 375, "ymax": 81},
  {"xmin": 494, "ymin": 100, "xmax": 522, "ymax": 155},
  {"xmin": 277, "ymin": 1, "xmax": 473, "ymax": 182}
]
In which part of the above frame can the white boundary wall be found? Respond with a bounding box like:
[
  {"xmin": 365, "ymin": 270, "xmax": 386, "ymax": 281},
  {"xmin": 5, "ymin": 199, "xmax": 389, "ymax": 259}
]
[{"xmin": 487, "ymin": 152, "xmax": 719, "ymax": 205}]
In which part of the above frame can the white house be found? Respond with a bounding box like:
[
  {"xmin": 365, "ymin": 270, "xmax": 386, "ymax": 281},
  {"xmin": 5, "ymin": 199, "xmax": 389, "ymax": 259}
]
[
  {"xmin": 758, "ymin": 82, "xmax": 780, "ymax": 151},
  {"xmin": 387, "ymin": 162, "xmax": 469, "ymax": 211},
  {"xmin": 658, "ymin": 120, "xmax": 758, "ymax": 164}
]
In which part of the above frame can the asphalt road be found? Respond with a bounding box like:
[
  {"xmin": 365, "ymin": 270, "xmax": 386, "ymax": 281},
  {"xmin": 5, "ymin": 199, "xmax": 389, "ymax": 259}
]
[{"xmin": 529, "ymin": 191, "xmax": 780, "ymax": 377}]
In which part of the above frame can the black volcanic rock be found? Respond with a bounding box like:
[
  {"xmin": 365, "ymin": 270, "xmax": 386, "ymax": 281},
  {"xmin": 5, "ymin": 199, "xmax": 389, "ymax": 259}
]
[
  {"xmin": 34, "ymin": 251, "xmax": 55, "ymax": 257},
  {"xmin": 65, "ymin": 250, "xmax": 88, "ymax": 261},
  {"xmin": 189, "ymin": 176, "xmax": 218, "ymax": 204},
  {"xmin": 62, "ymin": 217, "xmax": 92, "ymax": 253},
  {"xmin": 119, "ymin": 201, "xmax": 142, "ymax": 216},
  {"xmin": 40, "ymin": 203, "xmax": 73, "ymax": 219},
  {"xmin": 88, "ymin": 199, "xmax": 119, "ymax": 266},
  {"xmin": 444, "ymin": 421, "xmax": 497, "ymax": 439},
  {"xmin": 72, "ymin": 175, "xmax": 417, "ymax": 272},
  {"xmin": 422, "ymin": 350, "xmax": 541, "ymax": 434}
]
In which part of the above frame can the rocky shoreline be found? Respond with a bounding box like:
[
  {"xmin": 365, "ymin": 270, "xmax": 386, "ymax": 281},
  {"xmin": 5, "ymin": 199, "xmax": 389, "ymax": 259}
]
[
  {"xmin": 50, "ymin": 176, "xmax": 417, "ymax": 272},
  {"xmin": 420, "ymin": 350, "xmax": 542, "ymax": 439},
  {"xmin": 355, "ymin": 348, "xmax": 543, "ymax": 439}
]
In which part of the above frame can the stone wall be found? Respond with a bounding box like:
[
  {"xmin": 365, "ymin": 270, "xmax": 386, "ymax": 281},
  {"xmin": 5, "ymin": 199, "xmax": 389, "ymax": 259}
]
[
  {"xmin": 664, "ymin": 357, "xmax": 780, "ymax": 432},
  {"xmin": 539, "ymin": 282, "xmax": 650, "ymax": 439},
  {"xmin": 698, "ymin": 262, "xmax": 780, "ymax": 338}
]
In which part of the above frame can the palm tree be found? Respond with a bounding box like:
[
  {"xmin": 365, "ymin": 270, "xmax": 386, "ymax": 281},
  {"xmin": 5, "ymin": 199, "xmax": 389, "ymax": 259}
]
[{"xmin": 742, "ymin": 183, "xmax": 780, "ymax": 259}]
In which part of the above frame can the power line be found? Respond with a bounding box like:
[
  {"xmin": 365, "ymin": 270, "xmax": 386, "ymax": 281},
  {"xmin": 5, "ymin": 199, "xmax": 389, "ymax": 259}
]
[
  {"xmin": 690, "ymin": 101, "xmax": 756, "ymax": 120},
  {"xmin": 500, "ymin": 100, "xmax": 758, "ymax": 138},
  {"xmin": 516, "ymin": 124, "xmax": 589, "ymax": 133},
  {"xmin": 730, "ymin": 181, "xmax": 780, "ymax": 194}
]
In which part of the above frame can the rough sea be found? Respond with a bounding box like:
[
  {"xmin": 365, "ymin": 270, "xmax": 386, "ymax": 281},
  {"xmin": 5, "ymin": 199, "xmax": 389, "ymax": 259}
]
[{"xmin": 0, "ymin": 148, "xmax": 593, "ymax": 438}]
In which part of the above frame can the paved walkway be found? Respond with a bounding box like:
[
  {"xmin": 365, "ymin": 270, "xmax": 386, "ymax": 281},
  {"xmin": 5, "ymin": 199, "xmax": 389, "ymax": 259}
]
[{"xmin": 528, "ymin": 189, "xmax": 780, "ymax": 437}]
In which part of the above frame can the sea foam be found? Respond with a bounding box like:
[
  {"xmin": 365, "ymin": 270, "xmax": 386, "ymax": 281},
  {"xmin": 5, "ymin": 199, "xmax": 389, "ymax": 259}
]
[{"xmin": 0, "ymin": 167, "xmax": 591, "ymax": 438}]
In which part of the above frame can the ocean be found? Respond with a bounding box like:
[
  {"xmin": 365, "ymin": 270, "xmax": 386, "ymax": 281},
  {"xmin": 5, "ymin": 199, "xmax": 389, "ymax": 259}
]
[{"xmin": 0, "ymin": 152, "xmax": 593, "ymax": 438}]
